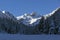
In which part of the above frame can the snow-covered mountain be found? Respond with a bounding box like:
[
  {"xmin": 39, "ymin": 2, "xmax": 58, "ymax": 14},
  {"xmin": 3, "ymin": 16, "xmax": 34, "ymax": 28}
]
[
  {"xmin": 16, "ymin": 8, "xmax": 60, "ymax": 34},
  {"xmin": 16, "ymin": 12, "xmax": 41, "ymax": 26},
  {"xmin": 0, "ymin": 8, "xmax": 60, "ymax": 34},
  {"xmin": 34, "ymin": 7, "xmax": 60, "ymax": 34},
  {"xmin": 0, "ymin": 11, "xmax": 20, "ymax": 33}
]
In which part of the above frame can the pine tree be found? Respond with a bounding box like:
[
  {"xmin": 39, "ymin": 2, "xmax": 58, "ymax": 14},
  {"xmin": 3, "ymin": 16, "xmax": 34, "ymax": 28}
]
[
  {"xmin": 33, "ymin": 16, "xmax": 45, "ymax": 34},
  {"xmin": 44, "ymin": 18, "xmax": 50, "ymax": 34}
]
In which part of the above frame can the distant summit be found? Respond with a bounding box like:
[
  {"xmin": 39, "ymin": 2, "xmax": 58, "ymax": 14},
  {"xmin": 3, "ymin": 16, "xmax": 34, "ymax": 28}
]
[{"xmin": 16, "ymin": 12, "xmax": 41, "ymax": 26}]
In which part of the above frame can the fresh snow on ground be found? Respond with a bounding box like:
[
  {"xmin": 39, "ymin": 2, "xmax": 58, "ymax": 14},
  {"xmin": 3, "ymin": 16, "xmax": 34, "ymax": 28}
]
[{"xmin": 0, "ymin": 34, "xmax": 60, "ymax": 40}]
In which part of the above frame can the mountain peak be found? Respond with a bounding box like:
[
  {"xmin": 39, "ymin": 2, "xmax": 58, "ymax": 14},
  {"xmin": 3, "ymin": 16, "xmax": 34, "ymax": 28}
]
[
  {"xmin": 16, "ymin": 13, "xmax": 41, "ymax": 26},
  {"xmin": 2, "ymin": 11, "xmax": 6, "ymax": 13},
  {"xmin": 49, "ymin": 7, "xmax": 60, "ymax": 16},
  {"xmin": 43, "ymin": 7, "xmax": 60, "ymax": 19},
  {"xmin": 0, "ymin": 10, "xmax": 16, "ymax": 21},
  {"xmin": 2, "ymin": 10, "xmax": 10, "ymax": 14}
]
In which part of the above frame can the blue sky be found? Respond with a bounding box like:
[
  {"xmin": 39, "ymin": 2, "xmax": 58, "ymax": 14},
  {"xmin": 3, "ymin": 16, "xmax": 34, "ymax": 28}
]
[{"xmin": 0, "ymin": 0, "xmax": 60, "ymax": 17}]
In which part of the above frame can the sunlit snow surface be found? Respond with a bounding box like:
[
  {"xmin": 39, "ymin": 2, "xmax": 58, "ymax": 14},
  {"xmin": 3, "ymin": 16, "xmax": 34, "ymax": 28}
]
[
  {"xmin": 2, "ymin": 11, "xmax": 6, "ymax": 13},
  {"xmin": 0, "ymin": 34, "xmax": 60, "ymax": 40},
  {"xmin": 16, "ymin": 13, "xmax": 41, "ymax": 26},
  {"xmin": 43, "ymin": 7, "xmax": 60, "ymax": 20}
]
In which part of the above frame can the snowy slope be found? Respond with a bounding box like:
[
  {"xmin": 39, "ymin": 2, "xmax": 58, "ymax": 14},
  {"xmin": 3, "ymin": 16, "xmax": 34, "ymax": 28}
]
[
  {"xmin": 16, "ymin": 12, "xmax": 41, "ymax": 26},
  {"xmin": 0, "ymin": 11, "xmax": 19, "ymax": 34},
  {"xmin": 0, "ymin": 34, "xmax": 60, "ymax": 40},
  {"xmin": 0, "ymin": 11, "xmax": 17, "ymax": 21},
  {"xmin": 42, "ymin": 7, "xmax": 60, "ymax": 34},
  {"xmin": 2, "ymin": 11, "xmax": 17, "ymax": 21},
  {"xmin": 43, "ymin": 8, "xmax": 60, "ymax": 20},
  {"xmin": 16, "ymin": 8, "xmax": 60, "ymax": 26}
]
